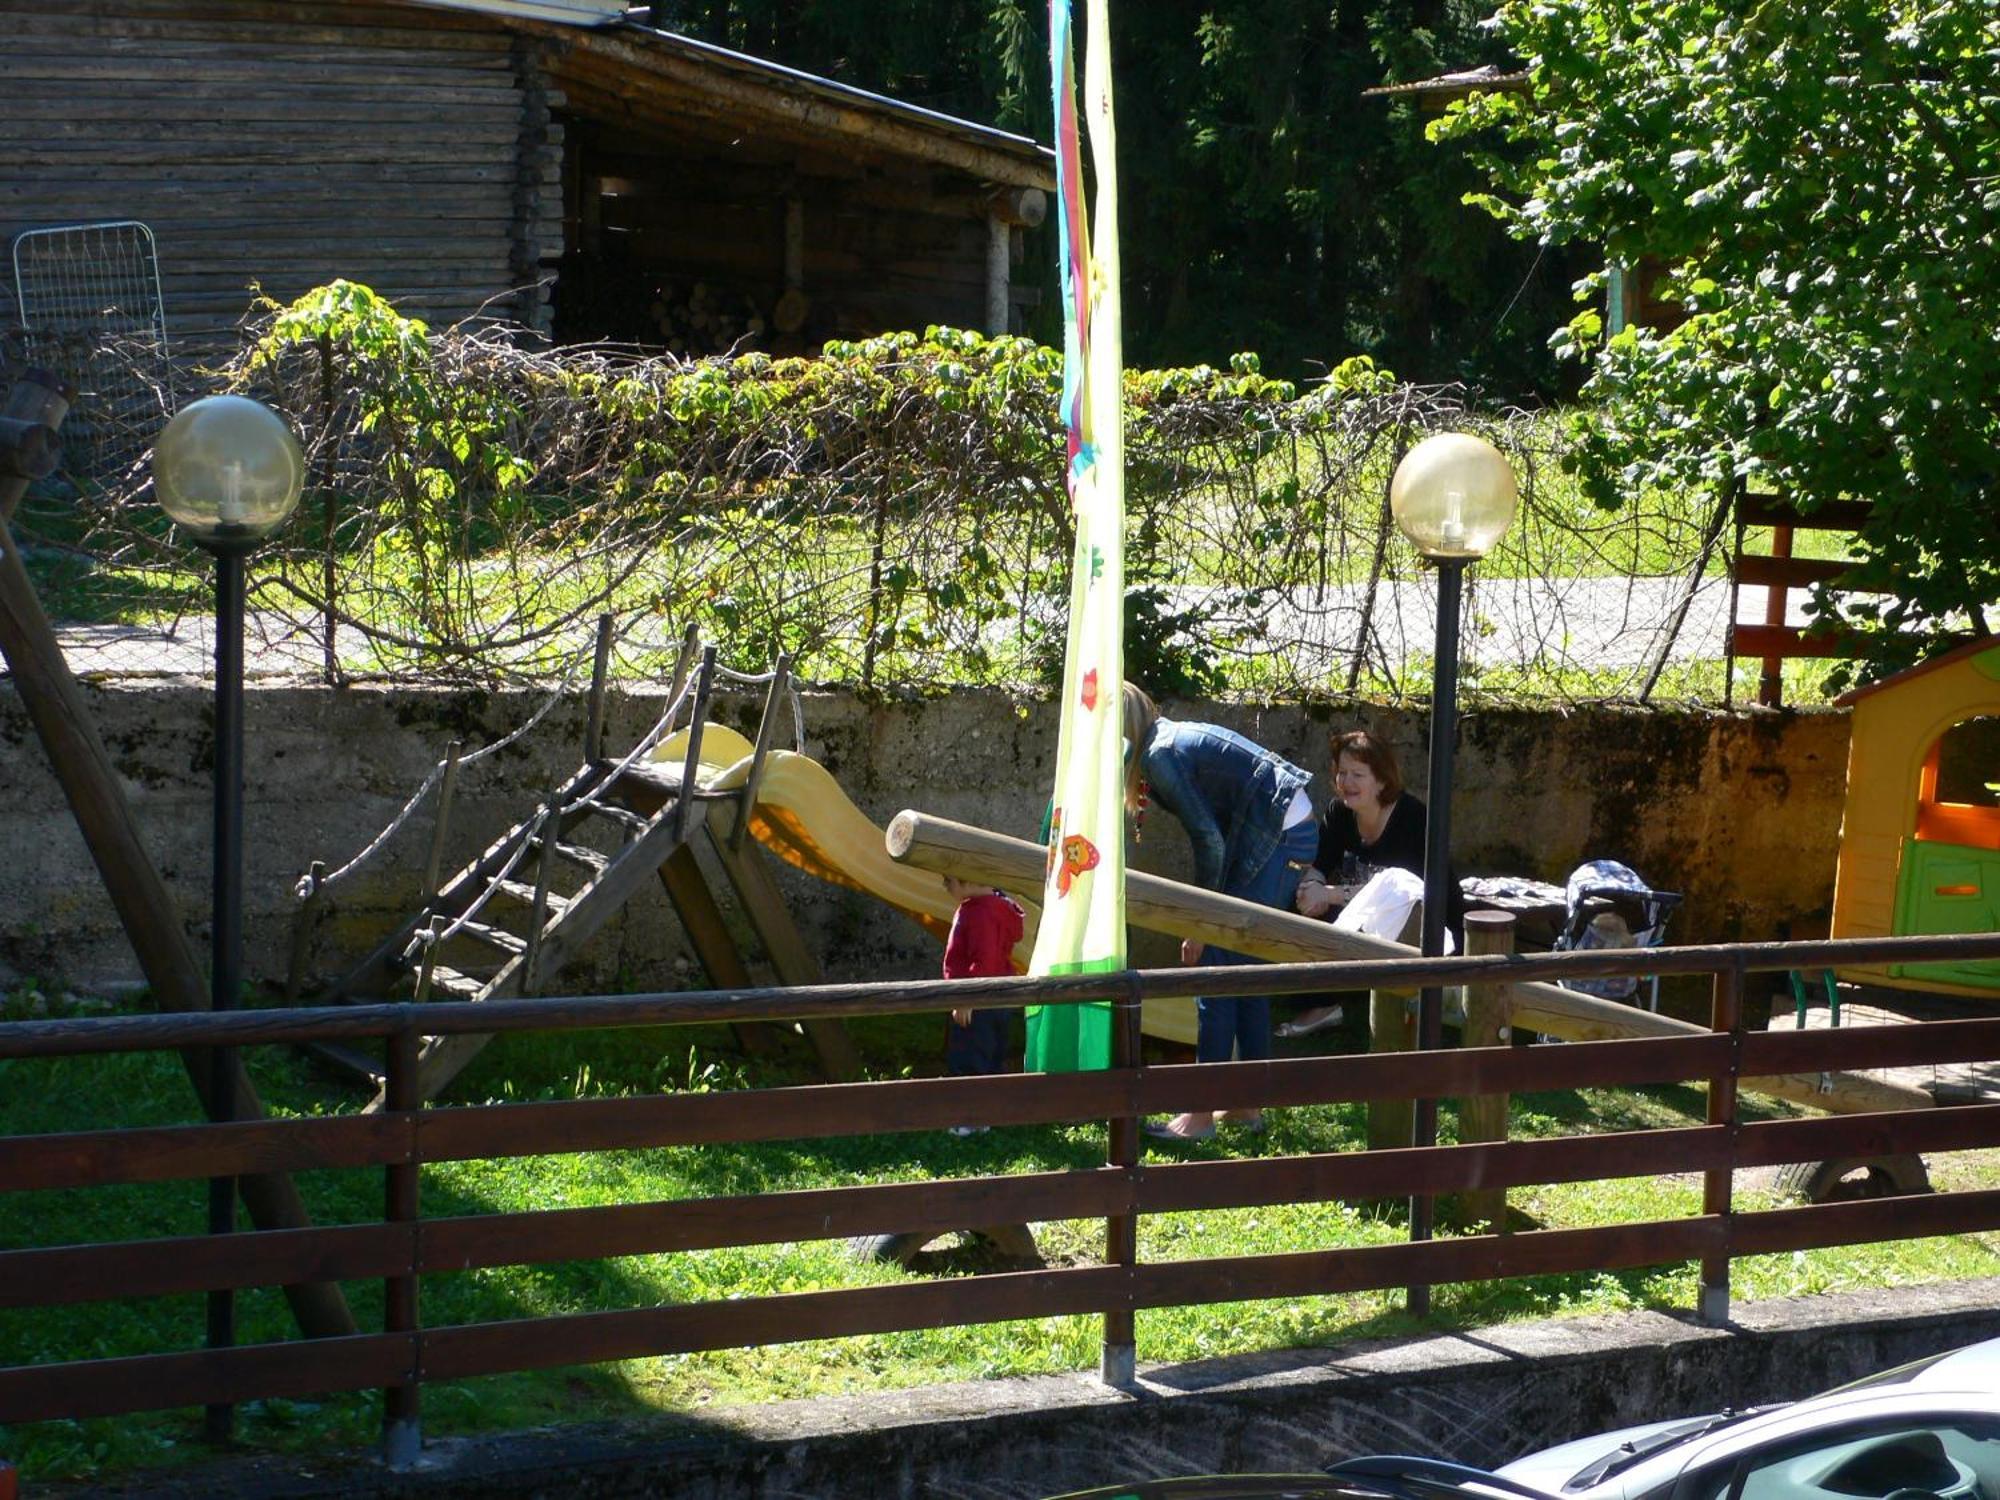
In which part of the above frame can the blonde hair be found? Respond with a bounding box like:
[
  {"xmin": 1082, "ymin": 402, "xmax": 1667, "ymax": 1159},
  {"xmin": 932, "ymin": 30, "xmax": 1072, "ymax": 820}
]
[{"xmin": 1121, "ymin": 682, "xmax": 1158, "ymax": 813}]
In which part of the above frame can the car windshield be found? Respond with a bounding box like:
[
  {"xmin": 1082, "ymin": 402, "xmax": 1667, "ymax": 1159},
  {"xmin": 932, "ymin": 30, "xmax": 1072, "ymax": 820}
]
[
  {"xmin": 1827, "ymin": 1349, "xmax": 1953, "ymax": 1393},
  {"xmin": 1563, "ymin": 1409, "xmax": 1778, "ymax": 1490}
]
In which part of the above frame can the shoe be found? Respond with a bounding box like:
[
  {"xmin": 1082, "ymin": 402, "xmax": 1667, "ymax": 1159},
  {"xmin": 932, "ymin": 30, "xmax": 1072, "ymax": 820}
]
[
  {"xmin": 948, "ymin": 1124, "xmax": 989, "ymax": 1137},
  {"xmin": 1276, "ymin": 1005, "xmax": 1344, "ymax": 1040},
  {"xmin": 1141, "ymin": 1117, "xmax": 1216, "ymax": 1142}
]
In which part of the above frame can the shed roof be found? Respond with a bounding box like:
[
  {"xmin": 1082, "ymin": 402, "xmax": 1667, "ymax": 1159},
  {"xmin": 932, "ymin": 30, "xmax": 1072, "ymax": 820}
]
[{"xmin": 412, "ymin": 1, "xmax": 1053, "ymax": 189}]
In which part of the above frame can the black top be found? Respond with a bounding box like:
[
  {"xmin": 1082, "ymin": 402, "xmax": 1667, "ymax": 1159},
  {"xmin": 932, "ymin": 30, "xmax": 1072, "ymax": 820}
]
[
  {"xmin": 1315, "ymin": 793, "xmax": 1428, "ymax": 882},
  {"xmin": 1315, "ymin": 792, "xmax": 1465, "ymax": 928}
]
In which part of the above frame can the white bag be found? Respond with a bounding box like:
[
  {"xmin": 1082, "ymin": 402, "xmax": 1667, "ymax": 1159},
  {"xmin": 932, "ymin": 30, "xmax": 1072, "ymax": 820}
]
[{"xmin": 1333, "ymin": 867, "xmax": 1455, "ymax": 953}]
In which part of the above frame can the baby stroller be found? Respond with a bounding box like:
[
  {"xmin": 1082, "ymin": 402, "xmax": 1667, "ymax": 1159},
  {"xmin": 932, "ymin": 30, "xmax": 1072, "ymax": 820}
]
[{"xmin": 1554, "ymin": 859, "xmax": 1683, "ymax": 1009}]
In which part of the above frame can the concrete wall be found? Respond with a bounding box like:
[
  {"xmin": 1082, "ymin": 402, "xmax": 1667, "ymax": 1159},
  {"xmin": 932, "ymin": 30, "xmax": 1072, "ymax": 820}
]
[
  {"xmin": 53, "ymin": 1280, "xmax": 2000, "ymax": 1499},
  {"xmin": 0, "ymin": 682, "xmax": 1851, "ymax": 999}
]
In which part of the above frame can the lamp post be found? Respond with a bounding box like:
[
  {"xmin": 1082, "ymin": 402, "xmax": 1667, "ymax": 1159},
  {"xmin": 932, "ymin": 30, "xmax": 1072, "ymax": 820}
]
[
  {"xmin": 153, "ymin": 395, "xmax": 304, "ymax": 1440},
  {"xmin": 1389, "ymin": 431, "xmax": 1517, "ymax": 1317}
]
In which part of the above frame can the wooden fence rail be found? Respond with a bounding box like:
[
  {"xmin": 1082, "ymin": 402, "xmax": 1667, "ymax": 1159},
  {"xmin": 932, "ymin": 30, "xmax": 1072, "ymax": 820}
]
[{"xmin": 1, "ymin": 931, "xmax": 1997, "ymax": 1462}]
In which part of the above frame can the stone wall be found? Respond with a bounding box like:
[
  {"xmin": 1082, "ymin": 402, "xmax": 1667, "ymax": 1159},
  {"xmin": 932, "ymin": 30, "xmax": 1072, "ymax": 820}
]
[{"xmin": 0, "ymin": 681, "xmax": 1851, "ymax": 998}]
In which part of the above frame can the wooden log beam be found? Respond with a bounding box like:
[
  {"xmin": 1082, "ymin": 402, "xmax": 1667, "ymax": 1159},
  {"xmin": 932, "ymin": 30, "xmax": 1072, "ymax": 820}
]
[
  {"xmin": 0, "ymin": 391, "xmax": 352, "ymax": 1339},
  {"xmin": 540, "ymin": 24, "xmax": 1055, "ymax": 192},
  {"xmin": 881, "ymin": 811, "xmax": 1933, "ymax": 1118}
]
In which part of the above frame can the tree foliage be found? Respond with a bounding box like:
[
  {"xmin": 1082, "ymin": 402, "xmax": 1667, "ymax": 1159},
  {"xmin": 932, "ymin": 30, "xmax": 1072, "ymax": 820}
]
[
  {"xmin": 1442, "ymin": 0, "xmax": 2000, "ymax": 679},
  {"xmin": 647, "ymin": 1, "xmax": 1580, "ymax": 393}
]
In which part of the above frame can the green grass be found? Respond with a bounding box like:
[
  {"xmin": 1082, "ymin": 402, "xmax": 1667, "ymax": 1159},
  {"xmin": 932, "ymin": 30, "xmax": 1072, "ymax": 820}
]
[{"xmin": 5, "ymin": 992, "xmax": 1996, "ymax": 1483}]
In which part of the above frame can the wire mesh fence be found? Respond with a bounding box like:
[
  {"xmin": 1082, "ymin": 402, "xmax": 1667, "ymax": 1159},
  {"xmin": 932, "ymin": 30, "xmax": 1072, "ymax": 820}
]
[{"xmin": 2, "ymin": 285, "xmax": 1758, "ymax": 704}]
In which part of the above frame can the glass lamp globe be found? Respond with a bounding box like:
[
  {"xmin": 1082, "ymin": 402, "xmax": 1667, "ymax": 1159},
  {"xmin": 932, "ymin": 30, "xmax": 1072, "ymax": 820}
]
[
  {"xmin": 1390, "ymin": 432, "xmax": 1518, "ymax": 561},
  {"xmin": 153, "ymin": 395, "xmax": 305, "ymax": 550}
]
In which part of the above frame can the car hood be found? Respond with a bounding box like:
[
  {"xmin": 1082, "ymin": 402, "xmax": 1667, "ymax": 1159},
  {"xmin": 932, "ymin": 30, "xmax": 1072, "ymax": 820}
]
[{"xmin": 1494, "ymin": 1413, "xmax": 1721, "ymax": 1492}]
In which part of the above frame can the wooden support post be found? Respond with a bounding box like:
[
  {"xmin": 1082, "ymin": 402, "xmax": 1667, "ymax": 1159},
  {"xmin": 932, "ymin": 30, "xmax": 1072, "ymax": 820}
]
[
  {"xmin": 520, "ymin": 800, "xmax": 560, "ymax": 992},
  {"xmin": 1458, "ymin": 911, "xmax": 1516, "ymax": 1230},
  {"xmin": 422, "ymin": 742, "xmax": 464, "ymax": 908},
  {"xmin": 1700, "ymin": 960, "xmax": 1744, "ymax": 1325},
  {"xmin": 703, "ymin": 801, "xmax": 863, "ymax": 1082},
  {"xmin": 985, "ymin": 212, "xmax": 1012, "ymax": 336},
  {"xmin": 584, "ymin": 613, "xmax": 614, "ymax": 764},
  {"xmin": 667, "ymin": 622, "xmax": 701, "ymax": 715},
  {"xmin": 283, "ymin": 860, "xmax": 328, "ymax": 1005},
  {"xmin": 1101, "ymin": 972, "xmax": 1142, "ymax": 1388},
  {"xmin": 381, "ymin": 1017, "xmax": 423, "ymax": 1470},
  {"xmin": 1367, "ymin": 902, "xmax": 1423, "ymax": 1152},
  {"xmin": 656, "ymin": 844, "xmax": 782, "ymax": 1057},
  {"xmin": 674, "ymin": 647, "xmax": 717, "ymax": 848},
  {"xmin": 0, "ymin": 386, "xmax": 353, "ymax": 1340},
  {"xmin": 0, "ymin": 368, "xmax": 69, "ymax": 523},
  {"xmin": 730, "ymin": 654, "xmax": 790, "ymax": 854}
]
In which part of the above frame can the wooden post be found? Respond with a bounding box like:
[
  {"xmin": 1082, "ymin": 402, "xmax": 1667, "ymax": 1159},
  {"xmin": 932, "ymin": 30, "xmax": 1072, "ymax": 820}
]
[
  {"xmin": 0, "ymin": 386, "xmax": 353, "ymax": 1340},
  {"xmin": 730, "ymin": 654, "xmax": 790, "ymax": 853},
  {"xmin": 1366, "ymin": 902, "xmax": 1423, "ymax": 1152},
  {"xmin": 422, "ymin": 742, "xmax": 464, "ymax": 908},
  {"xmin": 381, "ymin": 1016, "xmax": 423, "ymax": 1469},
  {"xmin": 283, "ymin": 860, "xmax": 328, "ymax": 1005},
  {"xmin": 1700, "ymin": 959, "xmax": 1744, "ymax": 1325},
  {"xmin": 1458, "ymin": 911, "xmax": 1516, "ymax": 1230},
  {"xmin": 584, "ymin": 614, "xmax": 614, "ymax": 764},
  {"xmin": 1101, "ymin": 972, "xmax": 1142, "ymax": 1388},
  {"xmin": 985, "ymin": 213, "xmax": 1012, "ymax": 336},
  {"xmin": 0, "ymin": 368, "xmax": 69, "ymax": 523}
]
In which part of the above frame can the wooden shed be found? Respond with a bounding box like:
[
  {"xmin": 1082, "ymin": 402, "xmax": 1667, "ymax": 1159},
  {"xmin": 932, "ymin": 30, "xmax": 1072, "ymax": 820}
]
[
  {"xmin": 0, "ymin": 0, "xmax": 1052, "ymax": 365},
  {"xmin": 1829, "ymin": 639, "xmax": 2000, "ymax": 997}
]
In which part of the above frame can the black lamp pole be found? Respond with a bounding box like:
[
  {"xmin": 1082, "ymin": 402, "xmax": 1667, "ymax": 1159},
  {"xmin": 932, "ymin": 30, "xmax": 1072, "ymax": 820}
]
[
  {"xmin": 204, "ymin": 539, "xmax": 251, "ymax": 1442},
  {"xmin": 1407, "ymin": 554, "xmax": 1465, "ymax": 1317}
]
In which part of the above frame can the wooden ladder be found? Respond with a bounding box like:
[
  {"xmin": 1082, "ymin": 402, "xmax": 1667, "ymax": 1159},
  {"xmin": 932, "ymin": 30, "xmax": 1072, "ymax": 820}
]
[{"xmin": 314, "ymin": 642, "xmax": 728, "ymax": 1106}]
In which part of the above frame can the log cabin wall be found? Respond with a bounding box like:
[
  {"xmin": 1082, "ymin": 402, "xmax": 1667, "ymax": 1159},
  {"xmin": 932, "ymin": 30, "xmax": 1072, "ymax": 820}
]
[{"xmin": 0, "ymin": 0, "xmax": 562, "ymax": 358}]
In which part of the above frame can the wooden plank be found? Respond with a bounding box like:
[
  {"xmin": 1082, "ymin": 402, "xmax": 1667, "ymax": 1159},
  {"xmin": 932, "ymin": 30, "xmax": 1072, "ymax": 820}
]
[
  {"xmin": 1734, "ymin": 553, "xmax": 1857, "ymax": 590},
  {"xmin": 421, "ymin": 1170, "xmax": 1125, "ymax": 1271},
  {"xmin": 1736, "ymin": 1103, "xmax": 2000, "ymax": 1167},
  {"xmin": 0, "ymin": 99, "xmax": 523, "ymax": 125},
  {"xmin": 1744, "ymin": 1018, "xmax": 2000, "ymax": 1074},
  {"xmin": 0, "ymin": 1114, "xmax": 406, "ymax": 1192},
  {"xmin": 0, "ymin": 1332, "xmax": 415, "ymax": 1426},
  {"xmin": 882, "ymin": 812, "xmax": 1935, "ymax": 1119},
  {"xmin": 0, "ymin": 15, "xmax": 510, "ymax": 52},
  {"xmin": 1133, "ymin": 1218, "xmax": 1725, "ymax": 1310},
  {"xmin": 420, "ymin": 1267, "xmax": 1123, "ymax": 1381},
  {"xmin": 1737, "ymin": 495, "xmax": 1872, "ymax": 530},
  {"xmin": 0, "ymin": 57, "xmax": 517, "ymax": 86},
  {"xmin": 0, "ymin": 1222, "xmax": 409, "ymax": 1307},
  {"xmin": 1729, "ymin": 1188, "xmax": 2000, "ymax": 1255},
  {"xmin": 416, "ymin": 1069, "xmax": 1127, "ymax": 1161},
  {"xmin": 0, "ymin": 121, "xmax": 522, "ymax": 146},
  {"xmin": 1725, "ymin": 623, "xmax": 1850, "ymax": 660}
]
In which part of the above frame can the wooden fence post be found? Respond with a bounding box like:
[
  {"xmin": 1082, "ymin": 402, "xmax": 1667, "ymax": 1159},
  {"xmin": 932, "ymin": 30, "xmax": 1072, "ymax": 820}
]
[
  {"xmin": 1700, "ymin": 959, "xmax": 1745, "ymax": 1325},
  {"xmin": 1459, "ymin": 911, "xmax": 1516, "ymax": 1230},
  {"xmin": 1101, "ymin": 974, "xmax": 1143, "ymax": 1388},
  {"xmin": 1366, "ymin": 903, "xmax": 1424, "ymax": 1151}
]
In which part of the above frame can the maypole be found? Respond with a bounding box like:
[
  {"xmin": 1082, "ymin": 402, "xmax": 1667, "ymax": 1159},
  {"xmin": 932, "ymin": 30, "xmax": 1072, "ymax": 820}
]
[{"xmin": 1025, "ymin": 0, "xmax": 1126, "ymax": 1072}]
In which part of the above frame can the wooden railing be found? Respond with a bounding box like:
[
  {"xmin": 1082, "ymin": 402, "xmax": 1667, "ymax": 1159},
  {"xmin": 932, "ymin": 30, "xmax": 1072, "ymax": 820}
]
[{"xmin": 3, "ymin": 931, "xmax": 1998, "ymax": 1465}]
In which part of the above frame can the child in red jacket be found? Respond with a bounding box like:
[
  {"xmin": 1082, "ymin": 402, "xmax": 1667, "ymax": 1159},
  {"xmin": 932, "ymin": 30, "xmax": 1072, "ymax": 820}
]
[{"xmin": 941, "ymin": 875, "xmax": 1024, "ymax": 1132}]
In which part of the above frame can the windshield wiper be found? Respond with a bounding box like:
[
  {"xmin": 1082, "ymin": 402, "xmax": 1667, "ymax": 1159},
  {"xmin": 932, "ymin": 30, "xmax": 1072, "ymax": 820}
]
[
  {"xmin": 1564, "ymin": 1407, "xmax": 1780, "ymax": 1490},
  {"xmin": 1323, "ymin": 1455, "xmax": 1560, "ymax": 1500}
]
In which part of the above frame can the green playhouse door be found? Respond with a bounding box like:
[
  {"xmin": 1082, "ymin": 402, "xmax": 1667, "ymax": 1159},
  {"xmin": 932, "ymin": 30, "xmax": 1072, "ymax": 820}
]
[{"xmin": 1893, "ymin": 837, "xmax": 2000, "ymax": 991}]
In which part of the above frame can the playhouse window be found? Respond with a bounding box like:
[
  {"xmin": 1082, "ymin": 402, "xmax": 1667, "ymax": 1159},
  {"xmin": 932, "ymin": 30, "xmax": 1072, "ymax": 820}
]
[{"xmin": 1915, "ymin": 714, "xmax": 2000, "ymax": 847}]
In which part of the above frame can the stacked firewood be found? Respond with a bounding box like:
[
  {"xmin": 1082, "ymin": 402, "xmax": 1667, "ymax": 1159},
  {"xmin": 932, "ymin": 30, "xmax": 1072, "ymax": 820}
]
[{"xmin": 643, "ymin": 280, "xmax": 769, "ymax": 355}]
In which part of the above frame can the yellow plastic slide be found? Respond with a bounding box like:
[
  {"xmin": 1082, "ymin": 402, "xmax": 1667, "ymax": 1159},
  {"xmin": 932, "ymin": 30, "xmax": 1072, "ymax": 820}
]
[
  {"xmin": 655, "ymin": 723, "xmax": 1041, "ymax": 967},
  {"xmin": 655, "ymin": 723, "xmax": 1198, "ymax": 1044}
]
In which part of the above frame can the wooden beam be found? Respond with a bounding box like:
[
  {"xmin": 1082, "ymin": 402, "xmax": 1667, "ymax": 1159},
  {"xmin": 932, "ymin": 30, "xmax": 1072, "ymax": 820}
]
[
  {"xmin": 0, "ymin": 394, "xmax": 352, "ymax": 1340},
  {"xmin": 882, "ymin": 811, "xmax": 1933, "ymax": 1118}
]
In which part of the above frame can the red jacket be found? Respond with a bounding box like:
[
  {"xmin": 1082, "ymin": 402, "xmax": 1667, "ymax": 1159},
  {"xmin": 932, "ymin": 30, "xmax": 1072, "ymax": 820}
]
[{"xmin": 943, "ymin": 891, "xmax": 1024, "ymax": 980}]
